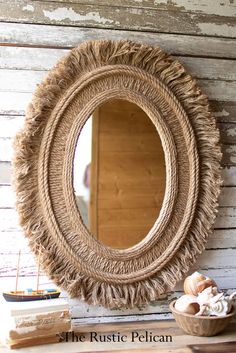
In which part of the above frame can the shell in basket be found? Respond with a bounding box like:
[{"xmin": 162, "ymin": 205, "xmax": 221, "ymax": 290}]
[
  {"xmin": 170, "ymin": 271, "xmax": 236, "ymax": 336},
  {"xmin": 170, "ymin": 300, "xmax": 236, "ymax": 336}
]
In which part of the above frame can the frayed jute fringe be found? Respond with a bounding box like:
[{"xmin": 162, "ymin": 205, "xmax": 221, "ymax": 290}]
[{"xmin": 13, "ymin": 40, "xmax": 222, "ymax": 308}]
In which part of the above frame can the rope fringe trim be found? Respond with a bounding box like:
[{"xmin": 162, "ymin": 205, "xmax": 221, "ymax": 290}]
[{"xmin": 13, "ymin": 40, "xmax": 222, "ymax": 308}]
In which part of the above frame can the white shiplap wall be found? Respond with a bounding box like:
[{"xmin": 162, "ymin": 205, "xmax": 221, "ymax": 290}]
[{"xmin": 0, "ymin": 0, "xmax": 236, "ymax": 324}]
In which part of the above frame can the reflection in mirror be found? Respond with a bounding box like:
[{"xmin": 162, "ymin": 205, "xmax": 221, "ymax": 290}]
[{"xmin": 73, "ymin": 100, "xmax": 166, "ymax": 249}]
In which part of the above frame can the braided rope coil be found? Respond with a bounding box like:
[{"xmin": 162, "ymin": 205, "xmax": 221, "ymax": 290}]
[{"xmin": 13, "ymin": 40, "xmax": 222, "ymax": 308}]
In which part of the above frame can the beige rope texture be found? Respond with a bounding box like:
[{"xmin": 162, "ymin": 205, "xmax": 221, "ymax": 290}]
[{"xmin": 13, "ymin": 40, "xmax": 222, "ymax": 308}]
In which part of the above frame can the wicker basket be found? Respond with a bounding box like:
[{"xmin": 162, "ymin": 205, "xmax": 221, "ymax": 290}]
[{"xmin": 170, "ymin": 300, "xmax": 236, "ymax": 336}]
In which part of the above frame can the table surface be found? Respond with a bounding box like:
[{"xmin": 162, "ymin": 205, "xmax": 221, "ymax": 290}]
[{"xmin": 0, "ymin": 320, "xmax": 235, "ymax": 353}]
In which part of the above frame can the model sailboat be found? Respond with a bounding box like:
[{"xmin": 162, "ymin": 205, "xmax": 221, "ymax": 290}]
[{"xmin": 2, "ymin": 250, "xmax": 60, "ymax": 302}]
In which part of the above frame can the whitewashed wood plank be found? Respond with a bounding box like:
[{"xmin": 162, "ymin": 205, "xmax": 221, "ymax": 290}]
[
  {"xmin": 0, "ymin": 185, "xmax": 15, "ymax": 207},
  {"xmin": 40, "ymin": 0, "xmax": 236, "ymax": 17},
  {"xmin": 70, "ymin": 288, "xmax": 235, "ymax": 320},
  {"xmin": 6, "ymin": 161, "xmax": 236, "ymax": 186},
  {"xmin": 0, "ymin": 253, "xmax": 36, "ymax": 277},
  {"xmin": 73, "ymin": 311, "xmax": 236, "ymax": 325},
  {"xmin": 215, "ymin": 207, "xmax": 236, "ymax": 228},
  {"xmin": 0, "ymin": 46, "xmax": 68, "ymax": 71},
  {"xmin": 0, "ymin": 248, "xmax": 234, "ymax": 286},
  {"xmin": 176, "ymin": 57, "xmax": 236, "ymax": 81},
  {"xmin": 222, "ymin": 145, "xmax": 236, "ymax": 167},
  {"xmin": 0, "ymin": 69, "xmax": 235, "ymax": 101},
  {"xmin": 1, "ymin": 184, "xmax": 236, "ymax": 211},
  {"xmin": 0, "ymin": 184, "xmax": 233, "ymax": 208},
  {"xmin": 0, "ymin": 107, "xmax": 235, "ymax": 167},
  {"xmin": 211, "ymin": 101, "xmax": 236, "ymax": 123},
  {"xmin": 175, "ymin": 269, "xmax": 236, "ymax": 291},
  {"xmin": 222, "ymin": 167, "xmax": 236, "ymax": 186},
  {"xmin": 0, "ymin": 231, "xmax": 29, "ymax": 254},
  {"xmin": 0, "ymin": 137, "xmax": 12, "ymax": 162},
  {"xmin": 219, "ymin": 187, "xmax": 236, "ymax": 207},
  {"xmin": 1, "ymin": 24, "xmax": 236, "ymax": 59},
  {"xmin": 199, "ymin": 80, "xmax": 236, "ymax": 102},
  {"xmin": 207, "ymin": 229, "xmax": 236, "ymax": 249},
  {"xmin": 0, "ymin": 92, "xmax": 31, "ymax": 115},
  {"xmin": 1, "ymin": 1, "xmax": 235, "ymax": 37},
  {"xmin": 0, "ymin": 69, "xmax": 47, "ymax": 93},
  {"xmin": 1, "ymin": 228, "xmax": 234, "ymax": 256},
  {"xmin": 9, "ymin": 202, "xmax": 236, "ymax": 231},
  {"xmin": 194, "ymin": 249, "xmax": 236, "ymax": 269},
  {"xmin": 0, "ymin": 162, "xmax": 11, "ymax": 184},
  {"xmin": 0, "ymin": 252, "xmax": 233, "ymax": 286},
  {"xmin": 0, "ymin": 276, "xmax": 54, "ymax": 292},
  {"xmin": 69, "ymin": 292, "xmax": 179, "ymax": 319},
  {"xmin": 73, "ymin": 313, "xmax": 173, "ymax": 325},
  {"xmin": 219, "ymin": 123, "xmax": 236, "ymax": 145},
  {"xmin": 1, "ymin": 101, "xmax": 235, "ymax": 124},
  {"xmin": 70, "ymin": 287, "xmax": 235, "ymax": 319},
  {"xmin": 0, "ymin": 209, "xmax": 20, "ymax": 232},
  {"xmin": 1, "ymin": 47, "xmax": 236, "ymax": 81},
  {"xmin": 0, "ymin": 142, "xmax": 236, "ymax": 172},
  {"xmin": 0, "ymin": 115, "xmax": 24, "ymax": 138},
  {"xmin": 1, "ymin": 164, "xmax": 236, "ymax": 187}
]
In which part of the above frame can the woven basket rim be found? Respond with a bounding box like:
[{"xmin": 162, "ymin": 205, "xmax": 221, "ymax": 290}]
[{"xmin": 170, "ymin": 300, "xmax": 236, "ymax": 319}]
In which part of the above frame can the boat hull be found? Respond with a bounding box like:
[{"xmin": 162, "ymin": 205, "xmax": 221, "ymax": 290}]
[{"xmin": 2, "ymin": 292, "xmax": 61, "ymax": 302}]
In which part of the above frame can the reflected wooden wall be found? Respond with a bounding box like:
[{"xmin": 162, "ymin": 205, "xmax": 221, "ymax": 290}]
[{"xmin": 90, "ymin": 99, "xmax": 166, "ymax": 249}]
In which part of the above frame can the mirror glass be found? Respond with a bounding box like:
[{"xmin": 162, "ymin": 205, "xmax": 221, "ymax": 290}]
[{"xmin": 73, "ymin": 99, "xmax": 166, "ymax": 249}]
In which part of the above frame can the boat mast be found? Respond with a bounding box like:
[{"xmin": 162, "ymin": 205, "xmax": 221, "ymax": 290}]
[
  {"xmin": 15, "ymin": 250, "xmax": 21, "ymax": 293},
  {"xmin": 36, "ymin": 251, "xmax": 41, "ymax": 292}
]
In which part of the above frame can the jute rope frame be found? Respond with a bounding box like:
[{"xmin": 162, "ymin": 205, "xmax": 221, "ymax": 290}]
[{"xmin": 13, "ymin": 40, "xmax": 222, "ymax": 308}]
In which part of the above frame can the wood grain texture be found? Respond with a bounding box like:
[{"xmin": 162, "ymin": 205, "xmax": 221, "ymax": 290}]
[
  {"xmin": 0, "ymin": 321, "xmax": 235, "ymax": 352},
  {"xmin": 1, "ymin": 46, "xmax": 236, "ymax": 81},
  {"xmin": 39, "ymin": 0, "xmax": 236, "ymax": 17},
  {"xmin": 210, "ymin": 102, "xmax": 236, "ymax": 123},
  {"xmin": 1, "ymin": 1, "xmax": 235, "ymax": 37},
  {"xmin": 1, "ymin": 226, "xmax": 235, "ymax": 250},
  {"xmin": 59, "ymin": 99, "xmax": 163, "ymax": 249},
  {"xmin": 1, "ymin": 228, "xmax": 235, "ymax": 257},
  {"xmin": 189, "ymin": 342, "xmax": 236, "ymax": 353},
  {"xmin": 2, "ymin": 247, "xmax": 235, "ymax": 279},
  {"xmin": 0, "ymin": 201, "xmax": 236, "ymax": 277},
  {"xmin": 69, "ymin": 287, "xmax": 236, "ymax": 319},
  {"xmin": 0, "ymin": 162, "xmax": 11, "ymax": 184},
  {"xmin": 0, "ymin": 99, "xmax": 235, "ymax": 126},
  {"xmin": 2, "ymin": 139, "xmax": 236, "ymax": 167},
  {"xmin": 1, "ymin": 101, "xmax": 236, "ymax": 123},
  {"xmin": 1, "ymin": 69, "xmax": 236, "ymax": 98},
  {"xmin": 1, "ymin": 23, "xmax": 236, "ymax": 58}
]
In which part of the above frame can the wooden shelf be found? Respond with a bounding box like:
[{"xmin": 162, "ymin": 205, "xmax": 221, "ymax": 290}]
[{"xmin": 1, "ymin": 320, "xmax": 235, "ymax": 353}]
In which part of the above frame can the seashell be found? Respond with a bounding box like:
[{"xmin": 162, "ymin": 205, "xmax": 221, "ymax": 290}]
[
  {"xmin": 197, "ymin": 278, "xmax": 217, "ymax": 294},
  {"xmin": 178, "ymin": 273, "xmax": 235, "ymax": 318},
  {"xmin": 175, "ymin": 294, "xmax": 200, "ymax": 315},
  {"xmin": 183, "ymin": 272, "xmax": 206, "ymax": 296},
  {"xmin": 224, "ymin": 291, "xmax": 236, "ymax": 313},
  {"xmin": 197, "ymin": 286, "xmax": 221, "ymax": 306},
  {"xmin": 196, "ymin": 288, "xmax": 234, "ymax": 317},
  {"xmin": 229, "ymin": 291, "xmax": 236, "ymax": 301},
  {"xmin": 204, "ymin": 299, "xmax": 229, "ymax": 317},
  {"xmin": 195, "ymin": 304, "xmax": 208, "ymax": 316},
  {"xmin": 210, "ymin": 292, "xmax": 224, "ymax": 304}
]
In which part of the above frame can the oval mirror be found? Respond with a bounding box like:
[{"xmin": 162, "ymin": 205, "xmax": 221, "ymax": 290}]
[
  {"xmin": 13, "ymin": 40, "xmax": 221, "ymax": 308},
  {"xmin": 73, "ymin": 99, "xmax": 166, "ymax": 249}
]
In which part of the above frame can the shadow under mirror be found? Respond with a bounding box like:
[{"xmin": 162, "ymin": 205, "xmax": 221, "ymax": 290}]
[{"xmin": 73, "ymin": 99, "xmax": 166, "ymax": 249}]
